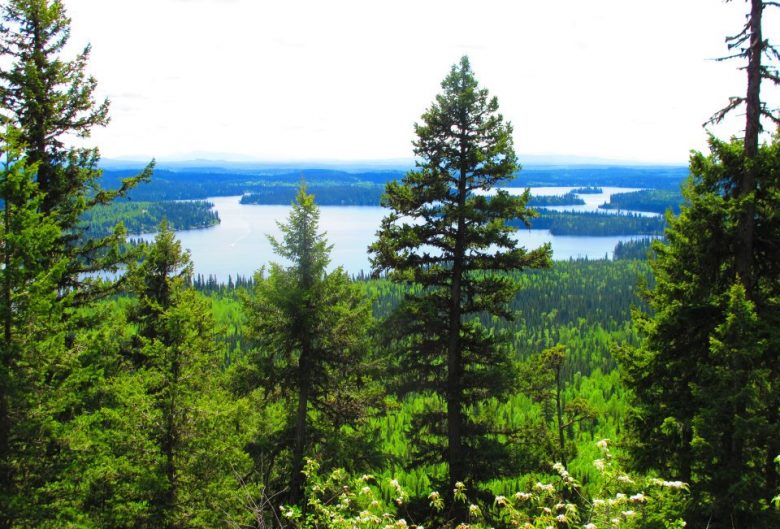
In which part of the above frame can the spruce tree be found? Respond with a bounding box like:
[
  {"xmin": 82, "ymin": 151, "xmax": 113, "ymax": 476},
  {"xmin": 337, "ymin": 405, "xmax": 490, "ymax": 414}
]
[
  {"xmin": 242, "ymin": 184, "xmax": 378, "ymax": 505},
  {"xmin": 369, "ymin": 56, "xmax": 551, "ymax": 509}
]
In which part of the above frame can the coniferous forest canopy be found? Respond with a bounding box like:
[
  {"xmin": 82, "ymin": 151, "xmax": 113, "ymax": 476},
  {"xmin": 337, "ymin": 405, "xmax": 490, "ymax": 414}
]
[{"xmin": 1, "ymin": 2, "xmax": 779, "ymax": 529}]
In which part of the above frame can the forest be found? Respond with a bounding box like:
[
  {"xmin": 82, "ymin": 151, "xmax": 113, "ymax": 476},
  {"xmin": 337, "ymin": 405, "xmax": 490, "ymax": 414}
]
[{"xmin": 1, "ymin": 2, "xmax": 779, "ymax": 529}]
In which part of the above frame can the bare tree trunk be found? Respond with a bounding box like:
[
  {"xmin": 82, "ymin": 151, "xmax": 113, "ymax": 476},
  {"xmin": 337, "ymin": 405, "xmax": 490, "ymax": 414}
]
[{"xmin": 736, "ymin": 0, "xmax": 763, "ymax": 294}]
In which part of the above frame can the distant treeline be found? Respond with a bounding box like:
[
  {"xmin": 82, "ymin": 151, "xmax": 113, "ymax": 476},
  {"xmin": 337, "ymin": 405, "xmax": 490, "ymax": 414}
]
[
  {"xmin": 80, "ymin": 200, "xmax": 219, "ymax": 237},
  {"xmin": 509, "ymin": 165, "xmax": 688, "ymax": 190},
  {"xmin": 527, "ymin": 191, "xmax": 585, "ymax": 206},
  {"xmin": 572, "ymin": 186, "xmax": 603, "ymax": 194},
  {"xmin": 100, "ymin": 164, "xmax": 688, "ymax": 201},
  {"xmin": 613, "ymin": 237, "xmax": 656, "ymax": 260},
  {"xmin": 598, "ymin": 189, "xmax": 685, "ymax": 214},
  {"xmin": 523, "ymin": 210, "xmax": 666, "ymax": 236},
  {"xmin": 240, "ymin": 184, "xmax": 385, "ymax": 206}
]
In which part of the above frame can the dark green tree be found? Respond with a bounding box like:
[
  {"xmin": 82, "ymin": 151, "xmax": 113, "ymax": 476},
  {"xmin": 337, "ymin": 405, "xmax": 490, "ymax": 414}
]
[
  {"xmin": 0, "ymin": 0, "xmax": 152, "ymax": 300},
  {"xmin": 369, "ymin": 56, "xmax": 551, "ymax": 507},
  {"xmin": 242, "ymin": 185, "xmax": 378, "ymax": 505},
  {"xmin": 620, "ymin": 3, "xmax": 780, "ymax": 527}
]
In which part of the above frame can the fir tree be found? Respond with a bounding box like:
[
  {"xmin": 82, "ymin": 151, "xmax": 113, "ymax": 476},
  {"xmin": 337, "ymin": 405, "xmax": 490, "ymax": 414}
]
[
  {"xmin": 242, "ymin": 184, "xmax": 378, "ymax": 505},
  {"xmin": 369, "ymin": 56, "xmax": 551, "ymax": 510}
]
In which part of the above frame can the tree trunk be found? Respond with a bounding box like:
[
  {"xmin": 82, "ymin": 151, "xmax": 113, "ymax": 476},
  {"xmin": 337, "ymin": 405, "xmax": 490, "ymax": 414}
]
[
  {"xmin": 737, "ymin": 0, "xmax": 763, "ymax": 294},
  {"xmin": 446, "ymin": 148, "xmax": 467, "ymax": 515},
  {"xmin": 555, "ymin": 372, "xmax": 566, "ymax": 468},
  {"xmin": 0, "ymin": 195, "xmax": 13, "ymax": 529},
  {"xmin": 289, "ymin": 343, "xmax": 310, "ymax": 505},
  {"xmin": 162, "ymin": 353, "xmax": 180, "ymax": 529}
]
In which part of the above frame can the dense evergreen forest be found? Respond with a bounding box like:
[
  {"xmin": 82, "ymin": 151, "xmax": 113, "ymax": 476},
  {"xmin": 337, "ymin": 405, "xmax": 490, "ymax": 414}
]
[
  {"xmin": 80, "ymin": 200, "xmax": 220, "ymax": 236},
  {"xmin": 1, "ymin": 2, "xmax": 779, "ymax": 529},
  {"xmin": 517, "ymin": 211, "xmax": 665, "ymax": 236},
  {"xmin": 598, "ymin": 190, "xmax": 685, "ymax": 215}
]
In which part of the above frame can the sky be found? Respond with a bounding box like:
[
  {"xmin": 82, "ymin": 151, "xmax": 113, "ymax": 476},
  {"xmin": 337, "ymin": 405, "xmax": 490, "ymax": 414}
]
[{"xmin": 60, "ymin": 0, "xmax": 780, "ymax": 165}]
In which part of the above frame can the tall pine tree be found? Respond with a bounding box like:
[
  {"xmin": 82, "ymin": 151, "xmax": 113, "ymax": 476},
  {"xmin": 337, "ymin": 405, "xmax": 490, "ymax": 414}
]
[{"xmin": 369, "ymin": 56, "xmax": 551, "ymax": 512}]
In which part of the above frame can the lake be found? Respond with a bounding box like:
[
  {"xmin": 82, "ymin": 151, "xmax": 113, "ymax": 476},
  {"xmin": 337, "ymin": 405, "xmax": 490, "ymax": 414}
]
[{"xmin": 145, "ymin": 188, "xmax": 652, "ymax": 281}]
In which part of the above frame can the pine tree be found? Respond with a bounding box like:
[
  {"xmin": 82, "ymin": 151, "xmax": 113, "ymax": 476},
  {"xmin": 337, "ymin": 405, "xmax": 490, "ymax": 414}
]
[
  {"xmin": 242, "ymin": 184, "xmax": 378, "ymax": 505},
  {"xmin": 369, "ymin": 56, "xmax": 551, "ymax": 508},
  {"xmin": 0, "ymin": 0, "xmax": 152, "ymax": 300}
]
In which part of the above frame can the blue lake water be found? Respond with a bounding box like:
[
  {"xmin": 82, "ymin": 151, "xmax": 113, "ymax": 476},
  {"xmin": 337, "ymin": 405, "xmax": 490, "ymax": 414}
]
[{"xmin": 143, "ymin": 187, "xmax": 653, "ymax": 281}]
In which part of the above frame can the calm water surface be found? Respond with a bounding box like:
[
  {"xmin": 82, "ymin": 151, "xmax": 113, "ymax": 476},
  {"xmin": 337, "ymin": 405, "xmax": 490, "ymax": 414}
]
[{"xmin": 146, "ymin": 188, "xmax": 651, "ymax": 281}]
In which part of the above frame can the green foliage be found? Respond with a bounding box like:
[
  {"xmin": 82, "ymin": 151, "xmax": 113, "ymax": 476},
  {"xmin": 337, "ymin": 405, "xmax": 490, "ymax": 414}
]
[
  {"xmin": 0, "ymin": 135, "xmax": 68, "ymax": 528},
  {"xmin": 598, "ymin": 190, "xmax": 684, "ymax": 215},
  {"xmin": 525, "ymin": 211, "xmax": 665, "ymax": 236},
  {"xmin": 80, "ymin": 200, "xmax": 219, "ymax": 237},
  {"xmin": 240, "ymin": 183, "xmax": 386, "ymax": 206},
  {"xmin": 241, "ymin": 184, "xmax": 380, "ymax": 505},
  {"xmin": 370, "ymin": 56, "xmax": 552, "ymax": 502},
  {"xmin": 619, "ymin": 135, "xmax": 780, "ymax": 528},
  {"xmin": 527, "ymin": 192, "xmax": 585, "ymax": 206},
  {"xmin": 612, "ymin": 238, "xmax": 654, "ymax": 261},
  {"xmin": 0, "ymin": 0, "xmax": 152, "ymax": 302}
]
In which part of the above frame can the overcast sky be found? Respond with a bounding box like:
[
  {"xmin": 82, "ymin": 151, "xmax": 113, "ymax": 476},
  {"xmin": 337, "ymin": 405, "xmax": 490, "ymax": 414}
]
[{"xmin": 61, "ymin": 0, "xmax": 779, "ymax": 164}]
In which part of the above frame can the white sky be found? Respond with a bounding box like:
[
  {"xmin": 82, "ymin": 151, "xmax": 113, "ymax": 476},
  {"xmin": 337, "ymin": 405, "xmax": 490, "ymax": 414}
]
[{"xmin": 61, "ymin": 0, "xmax": 780, "ymax": 164}]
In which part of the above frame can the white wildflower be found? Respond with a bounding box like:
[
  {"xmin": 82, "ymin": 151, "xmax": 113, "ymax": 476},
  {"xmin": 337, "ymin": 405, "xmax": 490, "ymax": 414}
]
[
  {"xmin": 593, "ymin": 459, "xmax": 606, "ymax": 471},
  {"xmin": 584, "ymin": 524, "xmax": 597, "ymax": 529},
  {"xmin": 515, "ymin": 491, "xmax": 532, "ymax": 501},
  {"xmin": 630, "ymin": 493, "xmax": 646, "ymax": 503},
  {"xmin": 622, "ymin": 510, "xmax": 636, "ymax": 518},
  {"xmin": 616, "ymin": 475, "xmax": 634, "ymax": 484},
  {"xmin": 596, "ymin": 439, "xmax": 609, "ymax": 450},
  {"xmin": 556, "ymin": 514, "xmax": 567, "ymax": 523}
]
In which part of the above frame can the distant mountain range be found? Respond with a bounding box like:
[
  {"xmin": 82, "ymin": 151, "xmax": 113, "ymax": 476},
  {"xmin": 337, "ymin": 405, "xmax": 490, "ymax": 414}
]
[{"xmin": 101, "ymin": 154, "xmax": 686, "ymax": 173}]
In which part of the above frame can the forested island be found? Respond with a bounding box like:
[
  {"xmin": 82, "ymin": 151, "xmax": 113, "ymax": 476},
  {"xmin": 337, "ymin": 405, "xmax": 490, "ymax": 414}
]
[
  {"xmin": 520, "ymin": 210, "xmax": 665, "ymax": 236},
  {"xmin": 598, "ymin": 189, "xmax": 685, "ymax": 214},
  {"xmin": 2, "ymin": 3, "xmax": 779, "ymax": 529}
]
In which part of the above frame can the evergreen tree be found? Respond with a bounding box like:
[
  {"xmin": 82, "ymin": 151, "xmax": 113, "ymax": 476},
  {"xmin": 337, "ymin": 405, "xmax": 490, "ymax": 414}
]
[
  {"xmin": 0, "ymin": 132, "xmax": 66, "ymax": 529},
  {"xmin": 99, "ymin": 222, "xmax": 254, "ymax": 529},
  {"xmin": 620, "ymin": 3, "xmax": 780, "ymax": 526},
  {"xmin": 241, "ymin": 184, "xmax": 378, "ymax": 505},
  {"xmin": 0, "ymin": 0, "xmax": 152, "ymax": 300},
  {"xmin": 369, "ymin": 56, "xmax": 551, "ymax": 508}
]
